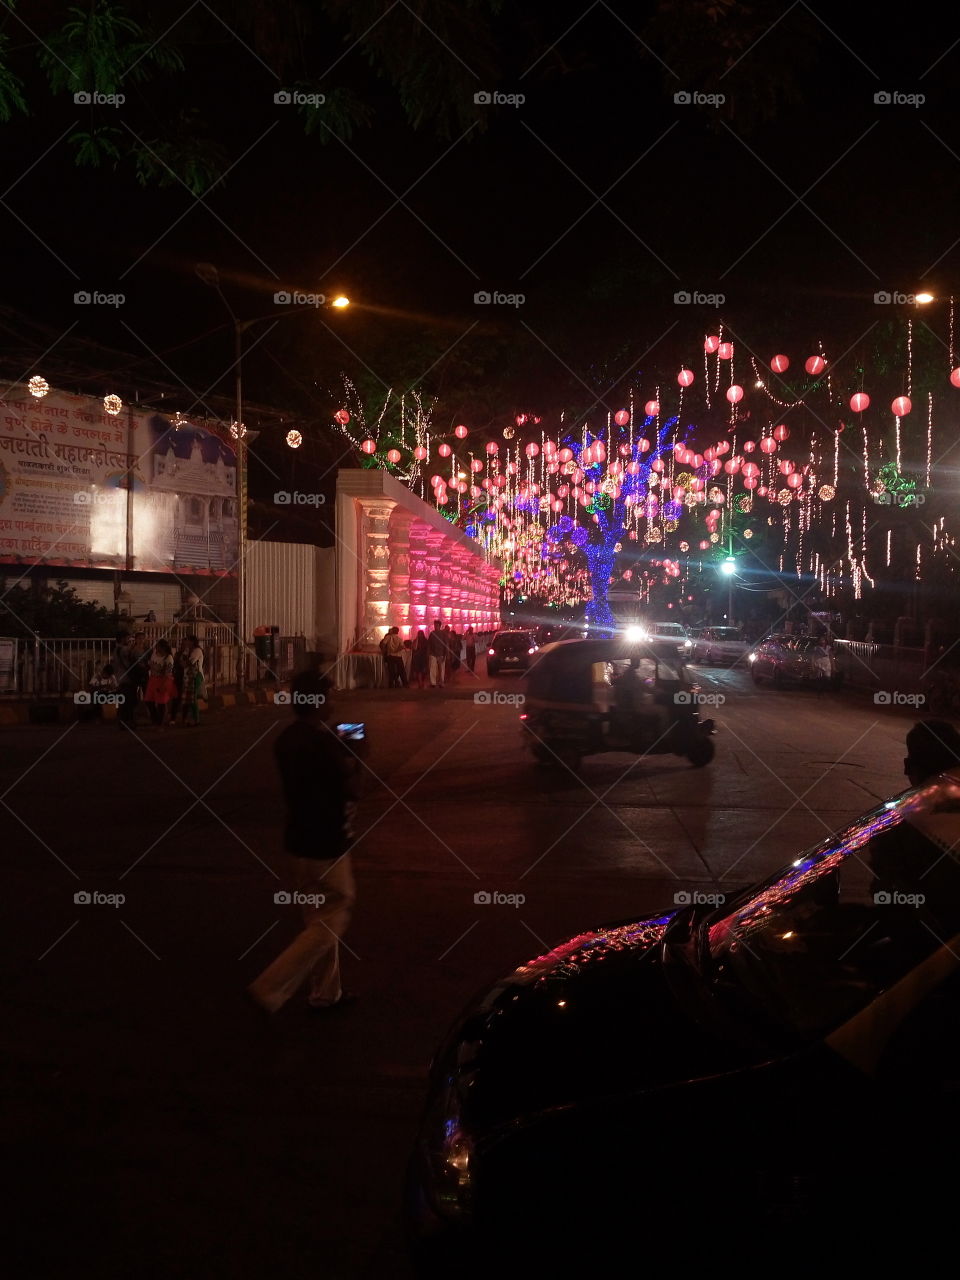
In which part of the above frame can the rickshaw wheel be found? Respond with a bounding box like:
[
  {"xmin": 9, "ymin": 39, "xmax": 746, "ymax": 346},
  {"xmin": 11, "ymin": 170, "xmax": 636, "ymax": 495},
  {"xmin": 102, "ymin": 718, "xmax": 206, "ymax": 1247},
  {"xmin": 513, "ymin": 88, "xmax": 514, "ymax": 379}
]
[{"xmin": 687, "ymin": 738, "xmax": 715, "ymax": 767}]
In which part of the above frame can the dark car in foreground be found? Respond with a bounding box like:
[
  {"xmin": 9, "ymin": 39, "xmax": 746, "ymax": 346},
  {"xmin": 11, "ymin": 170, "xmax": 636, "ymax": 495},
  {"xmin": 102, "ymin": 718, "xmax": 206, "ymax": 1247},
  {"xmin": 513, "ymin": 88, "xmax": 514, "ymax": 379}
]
[
  {"xmin": 749, "ymin": 633, "xmax": 840, "ymax": 687},
  {"xmin": 485, "ymin": 630, "xmax": 537, "ymax": 676},
  {"xmin": 407, "ymin": 774, "xmax": 960, "ymax": 1272}
]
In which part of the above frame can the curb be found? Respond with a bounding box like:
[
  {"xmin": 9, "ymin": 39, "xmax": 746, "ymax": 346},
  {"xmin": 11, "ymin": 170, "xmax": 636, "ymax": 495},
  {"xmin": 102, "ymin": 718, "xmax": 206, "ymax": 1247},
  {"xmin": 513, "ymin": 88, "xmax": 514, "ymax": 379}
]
[{"xmin": 0, "ymin": 686, "xmax": 280, "ymax": 726}]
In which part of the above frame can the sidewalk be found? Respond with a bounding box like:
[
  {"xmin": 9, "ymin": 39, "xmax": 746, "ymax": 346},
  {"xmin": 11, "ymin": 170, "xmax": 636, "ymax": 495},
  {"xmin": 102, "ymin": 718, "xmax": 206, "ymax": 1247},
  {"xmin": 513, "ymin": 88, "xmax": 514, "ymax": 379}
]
[{"xmin": 0, "ymin": 684, "xmax": 282, "ymax": 725}]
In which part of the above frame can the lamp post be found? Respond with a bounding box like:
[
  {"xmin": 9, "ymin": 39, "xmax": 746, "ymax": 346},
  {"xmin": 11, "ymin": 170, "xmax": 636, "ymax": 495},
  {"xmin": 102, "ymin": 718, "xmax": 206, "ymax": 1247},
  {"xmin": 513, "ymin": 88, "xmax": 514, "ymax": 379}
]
[
  {"xmin": 720, "ymin": 554, "xmax": 737, "ymax": 625},
  {"xmin": 195, "ymin": 265, "xmax": 350, "ymax": 689}
]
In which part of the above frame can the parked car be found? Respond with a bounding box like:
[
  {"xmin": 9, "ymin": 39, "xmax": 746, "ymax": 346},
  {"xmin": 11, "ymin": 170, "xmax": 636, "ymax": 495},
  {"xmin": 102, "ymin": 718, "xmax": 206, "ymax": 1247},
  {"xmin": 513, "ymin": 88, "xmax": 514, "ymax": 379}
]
[
  {"xmin": 749, "ymin": 634, "xmax": 840, "ymax": 687},
  {"xmin": 407, "ymin": 773, "xmax": 960, "ymax": 1271},
  {"xmin": 486, "ymin": 630, "xmax": 537, "ymax": 676},
  {"xmin": 691, "ymin": 625, "xmax": 751, "ymax": 665}
]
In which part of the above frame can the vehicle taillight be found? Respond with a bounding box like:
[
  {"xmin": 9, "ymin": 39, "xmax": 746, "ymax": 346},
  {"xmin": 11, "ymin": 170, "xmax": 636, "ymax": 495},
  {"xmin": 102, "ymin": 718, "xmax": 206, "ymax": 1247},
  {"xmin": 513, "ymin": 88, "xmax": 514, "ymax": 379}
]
[
  {"xmin": 528, "ymin": 647, "xmax": 536, "ymax": 654},
  {"xmin": 488, "ymin": 648, "xmax": 495, "ymax": 656}
]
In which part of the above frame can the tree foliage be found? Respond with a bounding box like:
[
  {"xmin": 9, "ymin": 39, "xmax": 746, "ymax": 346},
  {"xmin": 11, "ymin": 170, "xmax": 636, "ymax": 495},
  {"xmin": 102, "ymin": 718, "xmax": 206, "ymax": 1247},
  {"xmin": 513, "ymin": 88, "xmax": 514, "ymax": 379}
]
[{"xmin": 0, "ymin": 578, "xmax": 116, "ymax": 637}]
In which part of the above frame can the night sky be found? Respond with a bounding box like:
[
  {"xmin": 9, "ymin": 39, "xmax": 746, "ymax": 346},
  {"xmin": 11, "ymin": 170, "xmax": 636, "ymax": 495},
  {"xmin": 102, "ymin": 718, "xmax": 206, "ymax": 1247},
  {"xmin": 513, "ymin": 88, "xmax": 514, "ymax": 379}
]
[{"xmin": 2, "ymin": 3, "xmax": 958, "ymax": 427}]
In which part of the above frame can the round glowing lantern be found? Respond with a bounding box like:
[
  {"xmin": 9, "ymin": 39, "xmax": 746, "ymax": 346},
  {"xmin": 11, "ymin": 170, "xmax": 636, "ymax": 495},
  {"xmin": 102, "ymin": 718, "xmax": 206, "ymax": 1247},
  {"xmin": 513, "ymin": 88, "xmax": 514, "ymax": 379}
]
[
  {"xmin": 717, "ymin": 441, "xmax": 730, "ymax": 454},
  {"xmin": 726, "ymin": 384, "xmax": 744, "ymax": 404},
  {"xmin": 637, "ymin": 437, "xmax": 650, "ymax": 453},
  {"xmin": 951, "ymin": 368, "xmax": 960, "ymax": 388},
  {"xmin": 704, "ymin": 335, "xmax": 720, "ymax": 354},
  {"xmin": 891, "ymin": 395, "xmax": 912, "ymax": 416},
  {"xmin": 485, "ymin": 441, "xmax": 499, "ymax": 456},
  {"xmin": 470, "ymin": 458, "xmax": 483, "ymax": 472},
  {"xmin": 438, "ymin": 443, "xmax": 452, "ymax": 457},
  {"xmin": 743, "ymin": 476, "xmax": 759, "ymax": 490},
  {"xmin": 742, "ymin": 461, "xmax": 760, "ymax": 478},
  {"xmin": 360, "ymin": 439, "xmax": 376, "ymax": 454},
  {"xmin": 772, "ymin": 424, "xmax": 790, "ymax": 442},
  {"xmin": 716, "ymin": 342, "xmax": 732, "ymax": 360},
  {"xmin": 456, "ymin": 481, "xmax": 468, "ymax": 494},
  {"xmin": 760, "ymin": 436, "xmax": 778, "ymax": 454},
  {"xmin": 724, "ymin": 459, "xmax": 740, "ymax": 475},
  {"xmin": 757, "ymin": 485, "xmax": 769, "ymax": 497},
  {"xmin": 334, "ymin": 409, "xmax": 350, "ymax": 425},
  {"xmin": 618, "ymin": 443, "xmax": 631, "ymax": 457},
  {"xmin": 614, "ymin": 409, "xmax": 630, "ymax": 426},
  {"xmin": 850, "ymin": 393, "xmax": 870, "ymax": 413},
  {"xmin": 805, "ymin": 355, "xmax": 826, "ymax": 376},
  {"xmin": 626, "ymin": 461, "xmax": 641, "ymax": 475},
  {"xmin": 699, "ymin": 540, "xmax": 711, "ymax": 551},
  {"xmin": 525, "ymin": 442, "xmax": 540, "ymax": 458},
  {"xmin": 787, "ymin": 472, "xmax": 803, "ymax": 489},
  {"xmin": 558, "ymin": 446, "xmax": 573, "ymax": 462},
  {"xmin": 651, "ymin": 458, "xmax": 665, "ymax": 473},
  {"xmin": 743, "ymin": 439, "xmax": 756, "ymax": 453},
  {"xmin": 454, "ymin": 424, "xmax": 468, "ymax": 439},
  {"xmin": 386, "ymin": 448, "xmax": 401, "ymax": 464},
  {"xmin": 770, "ymin": 354, "xmax": 790, "ymax": 373},
  {"xmin": 413, "ymin": 444, "xmax": 428, "ymax": 460},
  {"xmin": 677, "ymin": 368, "xmax": 694, "ymax": 387},
  {"xmin": 778, "ymin": 459, "xmax": 794, "ymax": 475},
  {"xmin": 644, "ymin": 399, "xmax": 660, "ymax": 417}
]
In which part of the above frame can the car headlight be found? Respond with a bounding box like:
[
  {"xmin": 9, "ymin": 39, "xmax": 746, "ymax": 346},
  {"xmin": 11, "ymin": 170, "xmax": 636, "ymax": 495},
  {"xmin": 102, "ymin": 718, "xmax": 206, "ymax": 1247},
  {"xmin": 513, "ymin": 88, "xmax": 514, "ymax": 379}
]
[{"xmin": 748, "ymin": 652, "xmax": 757, "ymax": 662}]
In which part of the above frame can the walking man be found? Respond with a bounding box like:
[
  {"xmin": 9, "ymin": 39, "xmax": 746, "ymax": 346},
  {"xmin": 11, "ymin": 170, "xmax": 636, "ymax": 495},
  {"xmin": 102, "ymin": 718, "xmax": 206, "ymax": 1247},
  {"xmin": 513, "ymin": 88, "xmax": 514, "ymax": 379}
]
[
  {"xmin": 248, "ymin": 671, "xmax": 359, "ymax": 1013},
  {"xmin": 428, "ymin": 619, "xmax": 447, "ymax": 688}
]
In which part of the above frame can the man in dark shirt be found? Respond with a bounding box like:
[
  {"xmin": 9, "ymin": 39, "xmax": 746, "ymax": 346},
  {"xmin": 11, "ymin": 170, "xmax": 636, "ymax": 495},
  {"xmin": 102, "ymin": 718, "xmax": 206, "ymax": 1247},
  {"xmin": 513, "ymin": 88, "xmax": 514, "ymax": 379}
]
[{"xmin": 248, "ymin": 671, "xmax": 359, "ymax": 1013}]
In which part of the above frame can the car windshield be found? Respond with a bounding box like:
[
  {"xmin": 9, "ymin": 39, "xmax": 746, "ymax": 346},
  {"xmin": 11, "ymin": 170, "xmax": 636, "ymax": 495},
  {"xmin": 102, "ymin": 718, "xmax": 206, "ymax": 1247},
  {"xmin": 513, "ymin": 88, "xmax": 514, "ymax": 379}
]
[
  {"xmin": 496, "ymin": 634, "xmax": 531, "ymax": 649},
  {"xmin": 705, "ymin": 774, "xmax": 960, "ymax": 1039},
  {"xmin": 711, "ymin": 629, "xmax": 741, "ymax": 641}
]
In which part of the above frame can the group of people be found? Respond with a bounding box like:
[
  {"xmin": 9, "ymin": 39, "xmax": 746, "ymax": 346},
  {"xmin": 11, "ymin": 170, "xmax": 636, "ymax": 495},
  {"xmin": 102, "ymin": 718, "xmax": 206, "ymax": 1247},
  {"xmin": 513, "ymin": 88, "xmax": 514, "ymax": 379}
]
[
  {"xmin": 84, "ymin": 631, "xmax": 207, "ymax": 729},
  {"xmin": 380, "ymin": 621, "xmax": 478, "ymax": 689}
]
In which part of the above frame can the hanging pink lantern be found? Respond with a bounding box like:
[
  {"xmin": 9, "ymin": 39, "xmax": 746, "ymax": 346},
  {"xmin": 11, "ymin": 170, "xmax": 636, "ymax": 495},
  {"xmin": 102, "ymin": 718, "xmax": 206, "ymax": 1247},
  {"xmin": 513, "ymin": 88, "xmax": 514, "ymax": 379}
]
[
  {"xmin": 361, "ymin": 439, "xmax": 376, "ymax": 454},
  {"xmin": 626, "ymin": 461, "xmax": 641, "ymax": 475},
  {"xmin": 850, "ymin": 392, "xmax": 870, "ymax": 413},
  {"xmin": 717, "ymin": 441, "xmax": 731, "ymax": 454},
  {"xmin": 724, "ymin": 460, "xmax": 740, "ymax": 474},
  {"xmin": 470, "ymin": 459, "xmax": 483, "ymax": 472},
  {"xmin": 618, "ymin": 443, "xmax": 631, "ymax": 457},
  {"xmin": 413, "ymin": 444, "xmax": 428, "ymax": 460},
  {"xmin": 456, "ymin": 481, "xmax": 468, "ymax": 494},
  {"xmin": 673, "ymin": 486, "xmax": 686, "ymax": 502},
  {"xmin": 525, "ymin": 442, "xmax": 540, "ymax": 458},
  {"xmin": 772, "ymin": 424, "xmax": 790, "ymax": 442},
  {"xmin": 438, "ymin": 443, "xmax": 452, "ymax": 457},
  {"xmin": 558, "ymin": 446, "xmax": 573, "ymax": 462},
  {"xmin": 951, "ymin": 368, "xmax": 960, "ymax": 388},
  {"xmin": 742, "ymin": 461, "xmax": 760, "ymax": 478},
  {"xmin": 710, "ymin": 459, "xmax": 722, "ymax": 476},
  {"xmin": 614, "ymin": 409, "xmax": 630, "ymax": 426},
  {"xmin": 704, "ymin": 335, "xmax": 720, "ymax": 354},
  {"xmin": 743, "ymin": 476, "xmax": 759, "ymax": 490},
  {"xmin": 703, "ymin": 447, "xmax": 716, "ymax": 462},
  {"xmin": 386, "ymin": 448, "xmax": 401, "ymax": 464},
  {"xmin": 674, "ymin": 442, "xmax": 686, "ymax": 458},
  {"xmin": 770, "ymin": 354, "xmax": 790, "ymax": 374},
  {"xmin": 757, "ymin": 485, "xmax": 768, "ymax": 497},
  {"xmin": 726, "ymin": 384, "xmax": 744, "ymax": 404},
  {"xmin": 334, "ymin": 409, "xmax": 351, "ymax": 425},
  {"xmin": 760, "ymin": 436, "xmax": 778, "ymax": 454},
  {"xmin": 743, "ymin": 439, "xmax": 756, "ymax": 453},
  {"xmin": 677, "ymin": 368, "xmax": 695, "ymax": 387},
  {"xmin": 551, "ymin": 499, "xmax": 564, "ymax": 513},
  {"xmin": 637, "ymin": 437, "xmax": 651, "ymax": 453},
  {"xmin": 718, "ymin": 342, "xmax": 734, "ymax": 360},
  {"xmin": 691, "ymin": 477, "xmax": 704, "ymax": 490},
  {"xmin": 486, "ymin": 441, "xmax": 499, "ymax": 456},
  {"xmin": 778, "ymin": 459, "xmax": 794, "ymax": 475},
  {"xmin": 557, "ymin": 483, "xmax": 569, "ymax": 498},
  {"xmin": 454, "ymin": 424, "xmax": 469, "ymax": 439},
  {"xmin": 595, "ymin": 440, "xmax": 606, "ymax": 463},
  {"xmin": 805, "ymin": 355, "xmax": 826, "ymax": 376},
  {"xmin": 644, "ymin": 399, "xmax": 660, "ymax": 417},
  {"xmin": 891, "ymin": 395, "xmax": 912, "ymax": 416},
  {"xmin": 651, "ymin": 458, "xmax": 665, "ymax": 473},
  {"xmin": 506, "ymin": 461, "xmax": 517, "ymax": 476},
  {"xmin": 787, "ymin": 472, "xmax": 803, "ymax": 489},
  {"xmin": 495, "ymin": 474, "xmax": 507, "ymax": 488},
  {"xmin": 699, "ymin": 540, "xmax": 710, "ymax": 550},
  {"xmin": 547, "ymin": 461, "xmax": 559, "ymax": 474}
]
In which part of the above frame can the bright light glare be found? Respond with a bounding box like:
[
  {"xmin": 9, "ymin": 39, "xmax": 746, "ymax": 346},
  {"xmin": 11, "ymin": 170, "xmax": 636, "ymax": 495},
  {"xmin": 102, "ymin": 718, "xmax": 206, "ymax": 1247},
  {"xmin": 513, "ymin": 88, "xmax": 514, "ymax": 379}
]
[
  {"xmin": 331, "ymin": 295, "xmax": 350, "ymax": 308},
  {"xmin": 625, "ymin": 625, "xmax": 648, "ymax": 642},
  {"xmin": 748, "ymin": 653, "xmax": 757, "ymax": 662},
  {"xmin": 915, "ymin": 292, "xmax": 934, "ymax": 304},
  {"xmin": 720, "ymin": 557, "xmax": 736, "ymax": 576}
]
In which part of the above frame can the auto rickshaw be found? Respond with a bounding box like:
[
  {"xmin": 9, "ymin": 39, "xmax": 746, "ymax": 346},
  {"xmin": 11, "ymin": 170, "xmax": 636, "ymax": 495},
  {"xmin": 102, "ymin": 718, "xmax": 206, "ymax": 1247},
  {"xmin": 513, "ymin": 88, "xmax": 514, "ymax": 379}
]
[{"xmin": 520, "ymin": 637, "xmax": 716, "ymax": 770}]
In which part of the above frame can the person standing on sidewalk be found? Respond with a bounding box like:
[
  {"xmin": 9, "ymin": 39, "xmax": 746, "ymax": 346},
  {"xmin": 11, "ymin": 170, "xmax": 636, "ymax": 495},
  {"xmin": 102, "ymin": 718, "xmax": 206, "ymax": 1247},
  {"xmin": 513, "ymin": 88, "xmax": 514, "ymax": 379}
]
[
  {"xmin": 427, "ymin": 619, "xmax": 447, "ymax": 688},
  {"xmin": 182, "ymin": 635, "xmax": 205, "ymax": 726},
  {"xmin": 384, "ymin": 627, "xmax": 408, "ymax": 688},
  {"xmin": 464, "ymin": 626, "xmax": 477, "ymax": 673},
  {"xmin": 248, "ymin": 671, "xmax": 359, "ymax": 1014}
]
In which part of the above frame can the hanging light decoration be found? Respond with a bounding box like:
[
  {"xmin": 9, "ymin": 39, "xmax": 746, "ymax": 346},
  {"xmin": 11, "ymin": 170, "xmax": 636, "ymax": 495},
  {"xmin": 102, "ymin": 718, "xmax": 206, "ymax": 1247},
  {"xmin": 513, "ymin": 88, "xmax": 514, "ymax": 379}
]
[
  {"xmin": 454, "ymin": 424, "xmax": 469, "ymax": 439},
  {"xmin": 286, "ymin": 430, "xmax": 302, "ymax": 449},
  {"xmin": 103, "ymin": 394, "xmax": 123, "ymax": 416},
  {"xmin": 28, "ymin": 376, "xmax": 49, "ymax": 398}
]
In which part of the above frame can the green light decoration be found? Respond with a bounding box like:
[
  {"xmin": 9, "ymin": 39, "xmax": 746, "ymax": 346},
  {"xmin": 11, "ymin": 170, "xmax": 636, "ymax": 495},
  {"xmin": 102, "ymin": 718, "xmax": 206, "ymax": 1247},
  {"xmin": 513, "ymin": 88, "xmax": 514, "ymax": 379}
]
[{"xmin": 877, "ymin": 461, "xmax": 918, "ymax": 495}]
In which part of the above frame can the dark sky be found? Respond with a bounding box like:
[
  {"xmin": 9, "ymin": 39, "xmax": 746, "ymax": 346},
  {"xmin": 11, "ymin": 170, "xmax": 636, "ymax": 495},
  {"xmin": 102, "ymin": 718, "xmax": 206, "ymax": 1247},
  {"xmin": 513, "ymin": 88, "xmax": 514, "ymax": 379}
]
[{"xmin": 2, "ymin": 1, "xmax": 958, "ymax": 424}]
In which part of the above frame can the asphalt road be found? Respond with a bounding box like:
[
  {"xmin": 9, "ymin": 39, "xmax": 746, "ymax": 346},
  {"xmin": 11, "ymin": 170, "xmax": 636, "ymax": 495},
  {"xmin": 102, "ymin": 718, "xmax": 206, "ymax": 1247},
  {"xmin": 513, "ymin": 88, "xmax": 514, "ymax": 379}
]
[{"xmin": 1, "ymin": 660, "xmax": 927, "ymax": 1277}]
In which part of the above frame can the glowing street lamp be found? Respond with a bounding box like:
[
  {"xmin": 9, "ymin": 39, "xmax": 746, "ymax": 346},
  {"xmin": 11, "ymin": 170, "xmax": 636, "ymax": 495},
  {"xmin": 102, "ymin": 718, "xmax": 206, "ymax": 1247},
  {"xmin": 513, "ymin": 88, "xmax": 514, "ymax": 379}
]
[{"xmin": 331, "ymin": 295, "xmax": 351, "ymax": 308}]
